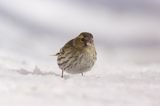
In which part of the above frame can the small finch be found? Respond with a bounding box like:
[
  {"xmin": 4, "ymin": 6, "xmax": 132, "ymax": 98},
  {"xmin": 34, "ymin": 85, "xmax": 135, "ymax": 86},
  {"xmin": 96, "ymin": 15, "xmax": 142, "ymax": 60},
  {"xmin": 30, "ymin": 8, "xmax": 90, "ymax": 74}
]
[{"xmin": 55, "ymin": 32, "xmax": 97, "ymax": 78}]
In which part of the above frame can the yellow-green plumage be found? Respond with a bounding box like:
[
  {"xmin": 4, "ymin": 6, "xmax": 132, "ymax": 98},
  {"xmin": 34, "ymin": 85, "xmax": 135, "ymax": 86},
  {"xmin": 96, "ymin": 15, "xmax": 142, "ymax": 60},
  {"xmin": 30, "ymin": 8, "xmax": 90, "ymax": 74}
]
[{"xmin": 56, "ymin": 32, "xmax": 97, "ymax": 78}]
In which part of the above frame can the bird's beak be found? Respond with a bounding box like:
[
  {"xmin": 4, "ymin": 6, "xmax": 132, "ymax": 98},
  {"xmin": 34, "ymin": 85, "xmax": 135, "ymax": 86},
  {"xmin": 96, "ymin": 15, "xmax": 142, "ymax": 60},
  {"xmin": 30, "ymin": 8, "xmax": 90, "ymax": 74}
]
[{"xmin": 86, "ymin": 39, "xmax": 93, "ymax": 46}]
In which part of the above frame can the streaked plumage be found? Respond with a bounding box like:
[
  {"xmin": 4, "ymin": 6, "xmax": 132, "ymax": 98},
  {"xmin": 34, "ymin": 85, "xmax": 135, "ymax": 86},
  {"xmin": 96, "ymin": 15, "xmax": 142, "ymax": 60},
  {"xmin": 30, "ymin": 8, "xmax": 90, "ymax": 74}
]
[{"xmin": 56, "ymin": 32, "xmax": 97, "ymax": 78}]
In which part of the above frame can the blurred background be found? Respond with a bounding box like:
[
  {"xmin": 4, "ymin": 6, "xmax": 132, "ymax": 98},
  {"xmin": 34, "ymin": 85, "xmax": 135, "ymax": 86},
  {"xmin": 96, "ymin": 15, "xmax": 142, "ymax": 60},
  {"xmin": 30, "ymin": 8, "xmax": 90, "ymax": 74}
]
[{"xmin": 0, "ymin": 0, "xmax": 160, "ymax": 69}]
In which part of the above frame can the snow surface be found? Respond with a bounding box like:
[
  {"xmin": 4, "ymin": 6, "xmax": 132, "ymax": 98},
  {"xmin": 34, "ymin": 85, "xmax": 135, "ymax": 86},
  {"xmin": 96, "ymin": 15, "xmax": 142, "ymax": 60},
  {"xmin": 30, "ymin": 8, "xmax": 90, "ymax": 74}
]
[{"xmin": 1, "ymin": 48, "xmax": 160, "ymax": 106}]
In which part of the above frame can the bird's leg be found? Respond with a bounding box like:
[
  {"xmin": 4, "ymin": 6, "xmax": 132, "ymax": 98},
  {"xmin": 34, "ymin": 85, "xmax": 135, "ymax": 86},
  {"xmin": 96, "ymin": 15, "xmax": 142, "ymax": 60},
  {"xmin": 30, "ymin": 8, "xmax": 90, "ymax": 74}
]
[
  {"xmin": 81, "ymin": 73, "xmax": 83, "ymax": 76},
  {"xmin": 61, "ymin": 70, "xmax": 64, "ymax": 78}
]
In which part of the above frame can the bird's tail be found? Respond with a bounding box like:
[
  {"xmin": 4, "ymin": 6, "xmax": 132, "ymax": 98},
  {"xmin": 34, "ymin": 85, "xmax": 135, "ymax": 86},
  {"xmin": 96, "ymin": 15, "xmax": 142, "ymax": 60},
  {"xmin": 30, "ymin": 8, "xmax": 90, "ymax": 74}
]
[{"xmin": 50, "ymin": 53, "xmax": 60, "ymax": 56}]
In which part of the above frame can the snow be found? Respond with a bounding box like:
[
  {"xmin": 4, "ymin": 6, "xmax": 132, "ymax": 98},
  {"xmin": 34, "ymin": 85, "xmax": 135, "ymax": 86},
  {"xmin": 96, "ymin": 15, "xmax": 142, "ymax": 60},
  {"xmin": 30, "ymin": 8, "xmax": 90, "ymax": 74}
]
[
  {"xmin": 1, "ymin": 48, "xmax": 160, "ymax": 106},
  {"xmin": 0, "ymin": 0, "xmax": 160, "ymax": 106}
]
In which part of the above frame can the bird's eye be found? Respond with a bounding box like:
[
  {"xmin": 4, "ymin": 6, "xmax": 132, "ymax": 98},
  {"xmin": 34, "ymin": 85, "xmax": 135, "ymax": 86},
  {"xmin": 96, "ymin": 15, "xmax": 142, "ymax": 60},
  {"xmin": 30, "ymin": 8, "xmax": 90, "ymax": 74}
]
[{"xmin": 81, "ymin": 38, "xmax": 85, "ymax": 42}]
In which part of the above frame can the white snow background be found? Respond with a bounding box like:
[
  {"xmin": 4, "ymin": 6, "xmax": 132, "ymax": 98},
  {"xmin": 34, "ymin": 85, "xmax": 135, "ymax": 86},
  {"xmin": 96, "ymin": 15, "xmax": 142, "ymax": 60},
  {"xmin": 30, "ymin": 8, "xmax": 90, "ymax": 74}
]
[{"xmin": 0, "ymin": 0, "xmax": 160, "ymax": 106}]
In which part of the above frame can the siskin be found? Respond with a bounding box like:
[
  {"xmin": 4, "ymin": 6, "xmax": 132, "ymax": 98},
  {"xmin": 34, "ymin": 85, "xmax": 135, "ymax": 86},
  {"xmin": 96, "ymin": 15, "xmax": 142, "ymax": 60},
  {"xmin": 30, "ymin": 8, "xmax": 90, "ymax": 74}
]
[{"xmin": 55, "ymin": 32, "xmax": 97, "ymax": 78}]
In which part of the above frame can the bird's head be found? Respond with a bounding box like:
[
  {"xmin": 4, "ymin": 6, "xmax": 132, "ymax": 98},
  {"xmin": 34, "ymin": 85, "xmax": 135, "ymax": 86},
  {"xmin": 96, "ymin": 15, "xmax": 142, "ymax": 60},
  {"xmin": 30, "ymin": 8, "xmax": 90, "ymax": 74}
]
[{"xmin": 74, "ymin": 32, "xmax": 94, "ymax": 48}]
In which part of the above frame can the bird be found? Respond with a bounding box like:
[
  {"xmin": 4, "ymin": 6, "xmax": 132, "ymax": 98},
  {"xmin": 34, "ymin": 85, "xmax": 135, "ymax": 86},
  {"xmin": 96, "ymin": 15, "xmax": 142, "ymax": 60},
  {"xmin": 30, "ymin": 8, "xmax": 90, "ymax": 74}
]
[{"xmin": 55, "ymin": 32, "xmax": 97, "ymax": 78}]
